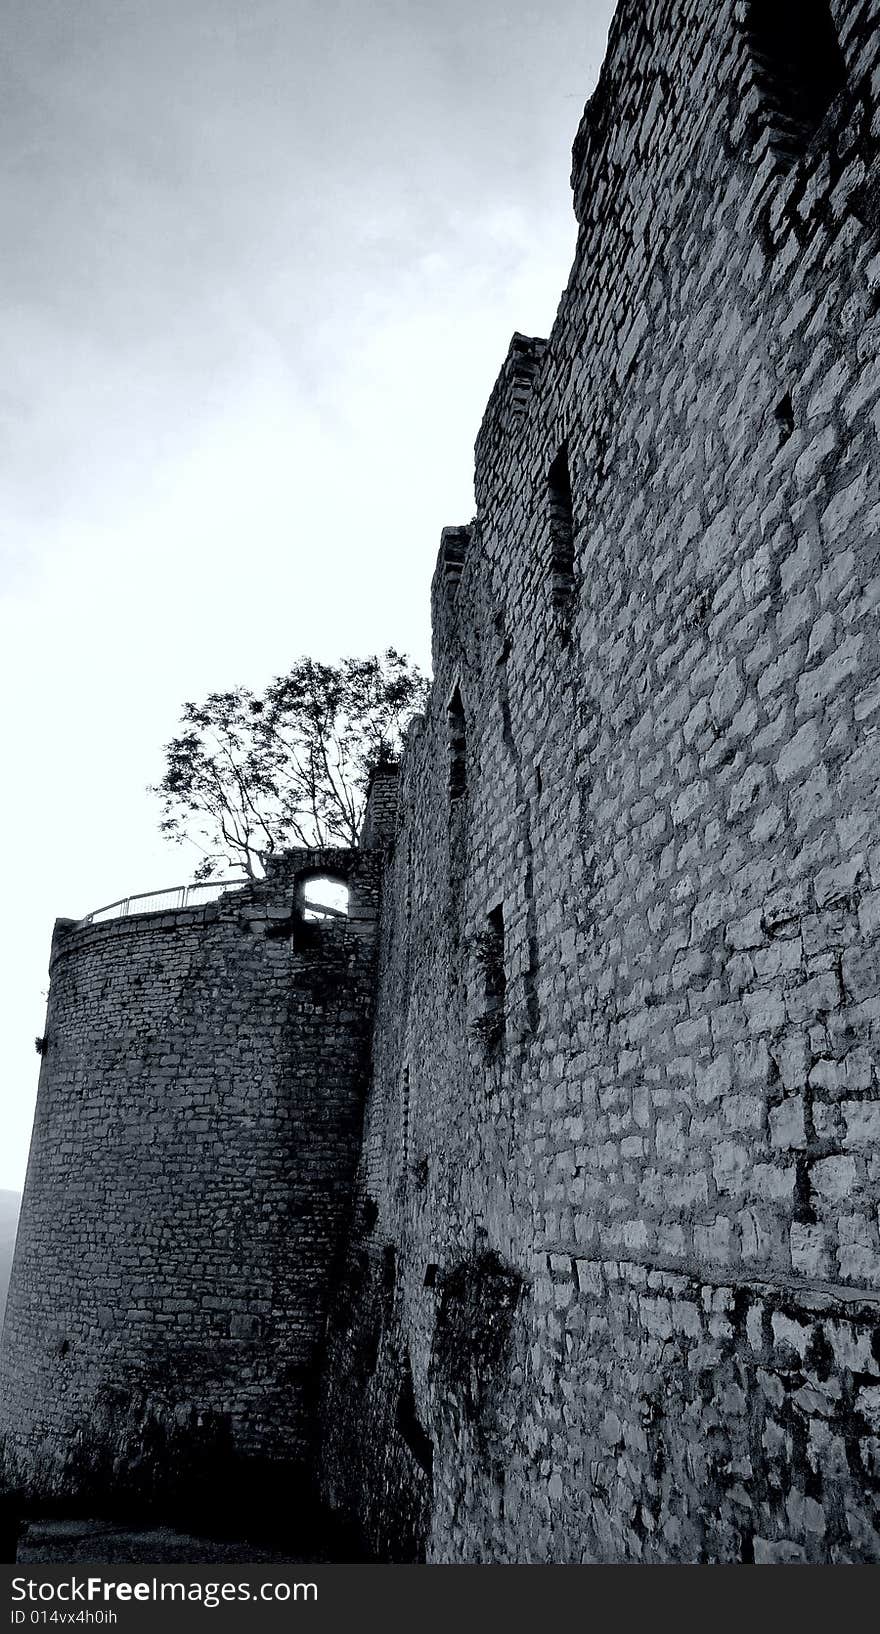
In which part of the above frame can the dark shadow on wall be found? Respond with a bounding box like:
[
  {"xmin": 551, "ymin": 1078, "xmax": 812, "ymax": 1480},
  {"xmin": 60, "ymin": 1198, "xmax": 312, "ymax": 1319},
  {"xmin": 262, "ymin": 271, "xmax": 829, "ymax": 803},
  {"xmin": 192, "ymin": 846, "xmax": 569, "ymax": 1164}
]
[
  {"xmin": 429, "ymin": 1250, "xmax": 525, "ymax": 1455},
  {"xmin": 1, "ymin": 1377, "xmax": 371, "ymax": 1561},
  {"xmin": 317, "ymin": 1236, "xmax": 432, "ymax": 1563},
  {"xmin": 743, "ymin": 0, "xmax": 846, "ymax": 158}
]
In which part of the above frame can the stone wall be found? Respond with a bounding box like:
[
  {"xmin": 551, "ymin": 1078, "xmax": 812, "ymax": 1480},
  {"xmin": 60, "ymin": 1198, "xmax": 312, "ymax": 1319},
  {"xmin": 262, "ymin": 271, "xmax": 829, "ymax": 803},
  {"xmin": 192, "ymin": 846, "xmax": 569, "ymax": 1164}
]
[
  {"xmin": 0, "ymin": 847, "xmax": 380, "ymax": 1524},
  {"xmin": 320, "ymin": 0, "xmax": 880, "ymax": 1563},
  {"xmin": 358, "ymin": 765, "xmax": 402, "ymax": 853},
  {"xmin": 3, "ymin": 0, "xmax": 880, "ymax": 1568}
]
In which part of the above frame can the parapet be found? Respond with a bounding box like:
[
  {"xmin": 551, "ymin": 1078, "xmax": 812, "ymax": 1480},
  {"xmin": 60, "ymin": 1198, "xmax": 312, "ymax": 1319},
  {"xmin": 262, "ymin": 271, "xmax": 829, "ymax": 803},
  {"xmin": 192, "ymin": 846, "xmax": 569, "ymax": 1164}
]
[
  {"xmin": 473, "ymin": 333, "xmax": 547, "ymax": 510},
  {"xmin": 433, "ymin": 526, "xmax": 470, "ymax": 606},
  {"xmin": 359, "ymin": 764, "xmax": 401, "ymax": 851},
  {"xmin": 429, "ymin": 525, "xmax": 473, "ymax": 670}
]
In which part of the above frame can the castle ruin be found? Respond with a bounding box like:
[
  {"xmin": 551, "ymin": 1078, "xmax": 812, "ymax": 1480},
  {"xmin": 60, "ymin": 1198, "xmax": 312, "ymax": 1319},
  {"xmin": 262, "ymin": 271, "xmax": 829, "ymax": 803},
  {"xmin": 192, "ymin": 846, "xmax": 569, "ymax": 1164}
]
[{"xmin": 3, "ymin": 0, "xmax": 880, "ymax": 1564}]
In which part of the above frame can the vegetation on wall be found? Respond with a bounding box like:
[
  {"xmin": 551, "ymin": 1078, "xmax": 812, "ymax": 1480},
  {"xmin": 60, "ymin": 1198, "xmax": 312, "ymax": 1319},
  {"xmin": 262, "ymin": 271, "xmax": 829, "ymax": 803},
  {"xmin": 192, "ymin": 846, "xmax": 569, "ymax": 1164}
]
[{"xmin": 153, "ymin": 650, "xmax": 429, "ymax": 878}]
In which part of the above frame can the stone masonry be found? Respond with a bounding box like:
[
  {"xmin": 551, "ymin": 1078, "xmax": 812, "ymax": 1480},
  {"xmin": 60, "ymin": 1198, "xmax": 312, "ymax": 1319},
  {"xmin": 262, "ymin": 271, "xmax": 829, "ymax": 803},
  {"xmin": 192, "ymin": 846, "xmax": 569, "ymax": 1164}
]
[
  {"xmin": 319, "ymin": 0, "xmax": 880, "ymax": 1564},
  {"xmin": 0, "ymin": 845, "xmax": 383, "ymax": 1521},
  {"xmin": 3, "ymin": 0, "xmax": 880, "ymax": 1567}
]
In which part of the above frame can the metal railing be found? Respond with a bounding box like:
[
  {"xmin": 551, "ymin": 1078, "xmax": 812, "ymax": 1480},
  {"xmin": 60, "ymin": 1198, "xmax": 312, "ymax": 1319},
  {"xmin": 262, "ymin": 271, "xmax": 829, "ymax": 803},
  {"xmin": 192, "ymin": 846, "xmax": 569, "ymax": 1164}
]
[{"xmin": 80, "ymin": 879, "xmax": 248, "ymax": 926}]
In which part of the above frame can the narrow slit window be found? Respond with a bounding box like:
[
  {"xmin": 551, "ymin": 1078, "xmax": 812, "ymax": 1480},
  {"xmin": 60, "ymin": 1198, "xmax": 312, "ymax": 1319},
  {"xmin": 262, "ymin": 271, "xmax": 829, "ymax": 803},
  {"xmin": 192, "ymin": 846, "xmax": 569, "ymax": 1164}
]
[
  {"xmin": 485, "ymin": 905, "xmax": 506, "ymax": 1005},
  {"xmin": 476, "ymin": 904, "xmax": 506, "ymax": 1059},
  {"xmin": 745, "ymin": 0, "xmax": 845, "ymax": 156},
  {"xmin": 548, "ymin": 444, "xmax": 575, "ymax": 606},
  {"xmin": 401, "ymin": 1066, "xmax": 411, "ymax": 1174},
  {"xmin": 775, "ymin": 391, "xmax": 795, "ymax": 444},
  {"xmin": 448, "ymin": 687, "xmax": 466, "ymax": 800}
]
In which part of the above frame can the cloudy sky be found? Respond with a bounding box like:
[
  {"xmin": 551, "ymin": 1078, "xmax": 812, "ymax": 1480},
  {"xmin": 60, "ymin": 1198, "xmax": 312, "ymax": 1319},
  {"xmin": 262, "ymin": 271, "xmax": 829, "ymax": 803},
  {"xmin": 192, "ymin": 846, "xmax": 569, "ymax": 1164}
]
[{"xmin": 0, "ymin": 0, "xmax": 614, "ymax": 1193}]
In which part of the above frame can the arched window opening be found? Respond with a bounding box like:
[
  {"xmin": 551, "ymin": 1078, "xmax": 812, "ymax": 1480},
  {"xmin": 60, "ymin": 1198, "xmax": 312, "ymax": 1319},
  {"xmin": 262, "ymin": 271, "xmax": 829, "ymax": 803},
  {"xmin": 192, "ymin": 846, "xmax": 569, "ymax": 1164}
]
[
  {"xmin": 745, "ymin": 0, "xmax": 845, "ymax": 156},
  {"xmin": 300, "ymin": 875, "xmax": 350, "ymax": 922},
  {"xmin": 448, "ymin": 687, "xmax": 466, "ymax": 801},
  {"xmin": 548, "ymin": 444, "xmax": 575, "ymax": 608}
]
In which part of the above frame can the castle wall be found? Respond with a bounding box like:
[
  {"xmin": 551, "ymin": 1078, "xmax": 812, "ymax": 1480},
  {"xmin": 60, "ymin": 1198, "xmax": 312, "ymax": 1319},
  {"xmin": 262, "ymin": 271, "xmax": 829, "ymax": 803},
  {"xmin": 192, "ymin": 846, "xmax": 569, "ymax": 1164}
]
[
  {"xmin": 320, "ymin": 0, "xmax": 880, "ymax": 1563},
  {"xmin": 0, "ymin": 848, "xmax": 380, "ymax": 1520}
]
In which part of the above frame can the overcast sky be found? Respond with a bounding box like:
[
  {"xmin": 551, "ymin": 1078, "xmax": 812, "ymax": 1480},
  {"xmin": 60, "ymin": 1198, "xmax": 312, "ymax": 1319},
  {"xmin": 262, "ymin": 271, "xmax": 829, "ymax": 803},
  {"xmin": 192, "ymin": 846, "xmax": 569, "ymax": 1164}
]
[{"xmin": 0, "ymin": 0, "xmax": 614, "ymax": 1193}]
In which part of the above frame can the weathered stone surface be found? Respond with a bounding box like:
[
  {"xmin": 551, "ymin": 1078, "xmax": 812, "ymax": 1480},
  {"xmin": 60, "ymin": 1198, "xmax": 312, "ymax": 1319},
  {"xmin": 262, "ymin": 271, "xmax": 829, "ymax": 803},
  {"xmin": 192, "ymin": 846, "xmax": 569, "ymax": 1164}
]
[
  {"xmin": 4, "ymin": 0, "xmax": 880, "ymax": 1569},
  {"xmin": 319, "ymin": 0, "xmax": 880, "ymax": 1567},
  {"xmin": 0, "ymin": 847, "xmax": 383, "ymax": 1518}
]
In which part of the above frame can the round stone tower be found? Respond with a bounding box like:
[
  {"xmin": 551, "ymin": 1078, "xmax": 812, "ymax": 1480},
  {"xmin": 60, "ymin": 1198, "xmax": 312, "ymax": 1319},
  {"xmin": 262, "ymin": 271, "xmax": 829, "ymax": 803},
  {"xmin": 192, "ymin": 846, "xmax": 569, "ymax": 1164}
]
[{"xmin": 0, "ymin": 846, "xmax": 382, "ymax": 1524}]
